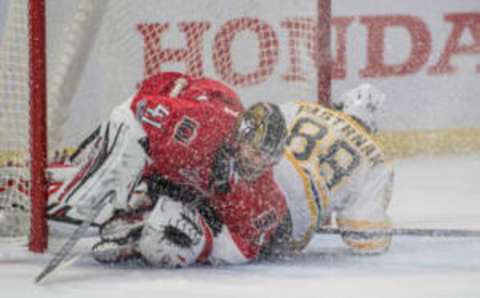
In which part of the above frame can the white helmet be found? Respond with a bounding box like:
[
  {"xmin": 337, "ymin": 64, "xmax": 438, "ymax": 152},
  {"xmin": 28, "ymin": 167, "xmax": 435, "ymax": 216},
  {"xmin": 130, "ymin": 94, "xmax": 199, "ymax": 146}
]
[{"xmin": 333, "ymin": 84, "xmax": 386, "ymax": 133}]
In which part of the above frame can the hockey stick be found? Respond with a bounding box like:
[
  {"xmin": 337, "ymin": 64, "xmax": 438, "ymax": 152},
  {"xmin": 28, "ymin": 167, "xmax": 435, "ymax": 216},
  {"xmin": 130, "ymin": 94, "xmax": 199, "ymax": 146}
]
[
  {"xmin": 317, "ymin": 226, "xmax": 480, "ymax": 238},
  {"xmin": 35, "ymin": 190, "xmax": 115, "ymax": 284}
]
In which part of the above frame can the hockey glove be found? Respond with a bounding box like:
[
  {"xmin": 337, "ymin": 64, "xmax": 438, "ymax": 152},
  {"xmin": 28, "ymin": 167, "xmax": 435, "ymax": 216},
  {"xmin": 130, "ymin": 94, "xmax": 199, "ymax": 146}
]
[{"xmin": 138, "ymin": 195, "xmax": 213, "ymax": 268}]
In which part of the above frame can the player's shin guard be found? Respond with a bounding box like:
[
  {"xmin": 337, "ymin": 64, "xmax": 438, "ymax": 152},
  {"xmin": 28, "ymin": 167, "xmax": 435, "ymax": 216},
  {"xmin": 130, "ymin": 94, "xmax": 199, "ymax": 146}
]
[
  {"xmin": 48, "ymin": 101, "xmax": 149, "ymax": 226},
  {"xmin": 337, "ymin": 218, "xmax": 392, "ymax": 255}
]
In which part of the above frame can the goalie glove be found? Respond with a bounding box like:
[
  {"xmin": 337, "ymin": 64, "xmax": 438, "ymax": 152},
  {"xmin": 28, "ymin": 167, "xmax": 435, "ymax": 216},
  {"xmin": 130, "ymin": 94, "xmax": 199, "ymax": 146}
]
[
  {"xmin": 48, "ymin": 99, "xmax": 149, "ymax": 226},
  {"xmin": 138, "ymin": 196, "xmax": 213, "ymax": 268}
]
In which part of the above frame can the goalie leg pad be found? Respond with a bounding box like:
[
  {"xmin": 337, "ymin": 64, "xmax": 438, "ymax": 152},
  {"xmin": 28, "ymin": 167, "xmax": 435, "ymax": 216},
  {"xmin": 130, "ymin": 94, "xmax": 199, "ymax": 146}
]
[
  {"xmin": 91, "ymin": 209, "xmax": 149, "ymax": 264},
  {"xmin": 99, "ymin": 209, "xmax": 148, "ymax": 242},
  {"xmin": 91, "ymin": 240, "xmax": 144, "ymax": 265},
  {"xmin": 48, "ymin": 100, "xmax": 149, "ymax": 226}
]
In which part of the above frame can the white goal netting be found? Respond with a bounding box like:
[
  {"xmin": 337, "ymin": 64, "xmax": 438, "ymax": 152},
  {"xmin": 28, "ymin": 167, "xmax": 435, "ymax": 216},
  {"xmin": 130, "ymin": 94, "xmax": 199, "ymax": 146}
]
[{"xmin": 0, "ymin": 0, "xmax": 330, "ymax": 248}]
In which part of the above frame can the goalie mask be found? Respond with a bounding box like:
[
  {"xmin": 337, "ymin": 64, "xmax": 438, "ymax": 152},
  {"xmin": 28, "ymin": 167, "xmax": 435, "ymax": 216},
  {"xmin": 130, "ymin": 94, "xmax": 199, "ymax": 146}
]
[{"xmin": 234, "ymin": 102, "xmax": 287, "ymax": 180}]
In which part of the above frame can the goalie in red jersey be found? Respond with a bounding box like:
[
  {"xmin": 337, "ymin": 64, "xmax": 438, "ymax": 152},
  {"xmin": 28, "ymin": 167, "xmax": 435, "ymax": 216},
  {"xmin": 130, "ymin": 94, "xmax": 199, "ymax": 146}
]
[
  {"xmin": 45, "ymin": 72, "xmax": 289, "ymax": 267},
  {"xmin": 2, "ymin": 72, "xmax": 393, "ymax": 268}
]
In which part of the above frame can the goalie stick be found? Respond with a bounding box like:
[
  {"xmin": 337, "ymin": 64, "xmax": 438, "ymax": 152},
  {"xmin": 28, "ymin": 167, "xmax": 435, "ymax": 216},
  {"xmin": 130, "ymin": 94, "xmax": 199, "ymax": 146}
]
[
  {"xmin": 317, "ymin": 226, "xmax": 480, "ymax": 238},
  {"xmin": 35, "ymin": 190, "xmax": 115, "ymax": 284}
]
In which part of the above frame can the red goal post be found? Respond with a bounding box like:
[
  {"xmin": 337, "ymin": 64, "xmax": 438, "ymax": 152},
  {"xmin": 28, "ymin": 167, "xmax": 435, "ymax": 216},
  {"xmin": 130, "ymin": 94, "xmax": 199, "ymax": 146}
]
[
  {"xmin": 29, "ymin": 0, "xmax": 48, "ymax": 253},
  {"xmin": 0, "ymin": 0, "xmax": 331, "ymax": 252}
]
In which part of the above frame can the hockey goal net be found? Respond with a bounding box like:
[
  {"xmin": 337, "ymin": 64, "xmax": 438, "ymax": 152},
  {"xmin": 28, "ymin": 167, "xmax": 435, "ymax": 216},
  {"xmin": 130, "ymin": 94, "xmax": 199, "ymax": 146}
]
[{"xmin": 0, "ymin": 0, "xmax": 331, "ymax": 252}]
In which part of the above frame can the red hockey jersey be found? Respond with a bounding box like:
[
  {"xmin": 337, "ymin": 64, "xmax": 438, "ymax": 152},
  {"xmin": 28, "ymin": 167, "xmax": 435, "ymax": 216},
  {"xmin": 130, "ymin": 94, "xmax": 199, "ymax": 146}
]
[
  {"xmin": 130, "ymin": 72, "xmax": 243, "ymax": 193},
  {"xmin": 130, "ymin": 72, "xmax": 288, "ymax": 263}
]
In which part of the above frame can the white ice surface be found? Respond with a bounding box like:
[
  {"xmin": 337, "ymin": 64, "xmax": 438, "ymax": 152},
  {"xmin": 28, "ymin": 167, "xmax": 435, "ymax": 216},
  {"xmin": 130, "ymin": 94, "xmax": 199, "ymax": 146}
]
[{"xmin": 1, "ymin": 155, "xmax": 480, "ymax": 298}]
